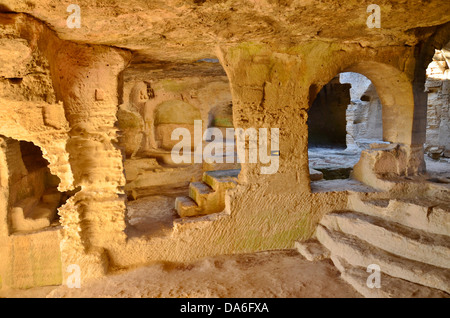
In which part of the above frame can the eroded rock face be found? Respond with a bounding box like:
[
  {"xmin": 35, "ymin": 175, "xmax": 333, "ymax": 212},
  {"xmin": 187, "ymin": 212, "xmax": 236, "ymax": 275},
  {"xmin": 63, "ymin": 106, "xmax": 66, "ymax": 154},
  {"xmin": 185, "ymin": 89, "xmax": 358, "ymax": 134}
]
[
  {"xmin": 0, "ymin": 13, "xmax": 132, "ymax": 288},
  {"xmin": 117, "ymin": 61, "xmax": 236, "ymax": 200},
  {"xmin": 2, "ymin": 0, "xmax": 450, "ymax": 62},
  {"xmin": 0, "ymin": 1, "xmax": 449, "ymax": 292},
  {"xmin": 340, "ymin": 72, "xmax": 383, "ymax": 150}
]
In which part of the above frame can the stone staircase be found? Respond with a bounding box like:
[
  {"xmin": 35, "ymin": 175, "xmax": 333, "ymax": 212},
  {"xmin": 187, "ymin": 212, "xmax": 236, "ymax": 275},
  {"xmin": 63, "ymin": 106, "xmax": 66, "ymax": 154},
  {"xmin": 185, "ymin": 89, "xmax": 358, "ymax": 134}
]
[
  {"xmin": 297, "ymin": 193, "xmax": 450, "ymax": 298},
  {"xmin": 175, "ymin": 169, "xmax": 240, "ymax": 217},
  {"xmin": 174, "ymin": 166, "xmax": 322, "ymax": 218}
]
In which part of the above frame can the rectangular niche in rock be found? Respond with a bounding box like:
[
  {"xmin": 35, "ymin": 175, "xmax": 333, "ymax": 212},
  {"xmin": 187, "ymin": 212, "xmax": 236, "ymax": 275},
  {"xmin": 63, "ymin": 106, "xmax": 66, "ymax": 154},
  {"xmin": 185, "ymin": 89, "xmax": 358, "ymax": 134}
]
[{"xmin": 0, "ymin": 137, "xmax": 66, "ymax": 234}]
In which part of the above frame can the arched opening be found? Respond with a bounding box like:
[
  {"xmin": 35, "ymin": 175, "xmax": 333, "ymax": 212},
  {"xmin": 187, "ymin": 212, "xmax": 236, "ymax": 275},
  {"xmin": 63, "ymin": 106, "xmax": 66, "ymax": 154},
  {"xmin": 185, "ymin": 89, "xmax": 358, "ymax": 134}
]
[
  {"xmin": 345, "ymin": 62, "xmax": 415, "ymax": 145},
  {"xmin": 117, "ymin": 58, "xmax": 239, "ymax": 237},
  {"xmin": 307, "ymin": 72, "xmax": 384, "ymax": 181},
  {"xmin": 0, "ymin": 136, "xmax": 68, "ymax": 234}
]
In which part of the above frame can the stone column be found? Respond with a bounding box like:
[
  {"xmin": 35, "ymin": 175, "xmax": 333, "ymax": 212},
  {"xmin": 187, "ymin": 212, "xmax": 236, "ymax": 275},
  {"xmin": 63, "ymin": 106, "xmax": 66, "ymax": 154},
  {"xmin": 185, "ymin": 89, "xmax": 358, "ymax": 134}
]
[
  {"xmin": 37, "ymin": 26, "xmax": 132, "ymax": 281},
  {"xmin": 47, "ymin": 43, "xmax": 131, "ymax": 250},
  {"xmin": 218, "ymin": 44, "xmax": 311, "ymax": 192}
]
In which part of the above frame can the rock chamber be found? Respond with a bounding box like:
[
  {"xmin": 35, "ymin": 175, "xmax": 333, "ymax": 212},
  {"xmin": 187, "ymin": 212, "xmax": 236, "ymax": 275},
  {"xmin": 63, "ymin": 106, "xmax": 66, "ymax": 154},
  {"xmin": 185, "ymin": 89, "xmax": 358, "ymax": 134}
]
[{"xmin": 0, "ymin": 0, "xmax": 449, "ymax": 297}]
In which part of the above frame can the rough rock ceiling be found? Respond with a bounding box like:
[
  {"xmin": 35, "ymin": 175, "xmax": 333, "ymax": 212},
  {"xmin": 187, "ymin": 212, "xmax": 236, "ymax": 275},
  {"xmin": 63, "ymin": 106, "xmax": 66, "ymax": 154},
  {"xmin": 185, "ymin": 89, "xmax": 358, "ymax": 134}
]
[{"xmin": 1, "ymin": 0, "xmax": 450, "ymax": 63}]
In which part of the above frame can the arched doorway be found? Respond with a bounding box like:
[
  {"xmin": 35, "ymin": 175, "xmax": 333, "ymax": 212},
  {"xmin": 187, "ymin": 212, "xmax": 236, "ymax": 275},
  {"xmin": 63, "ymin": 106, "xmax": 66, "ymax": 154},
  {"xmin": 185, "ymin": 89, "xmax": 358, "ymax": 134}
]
[
  {"xmin": 307, "ymin": 60, "xmax": 420, "ymax": 188},
  {"xmin": 307, "ymin": 72, "xmax": 384, "ymax": 181}
]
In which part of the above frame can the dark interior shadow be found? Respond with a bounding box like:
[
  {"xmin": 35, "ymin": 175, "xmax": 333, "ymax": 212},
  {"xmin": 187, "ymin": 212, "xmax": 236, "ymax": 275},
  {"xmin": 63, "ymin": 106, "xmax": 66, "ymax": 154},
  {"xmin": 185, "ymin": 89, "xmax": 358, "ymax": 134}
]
[{"xmin": 0, "ymin": 5, "xmax": 13, "ymax": 13}]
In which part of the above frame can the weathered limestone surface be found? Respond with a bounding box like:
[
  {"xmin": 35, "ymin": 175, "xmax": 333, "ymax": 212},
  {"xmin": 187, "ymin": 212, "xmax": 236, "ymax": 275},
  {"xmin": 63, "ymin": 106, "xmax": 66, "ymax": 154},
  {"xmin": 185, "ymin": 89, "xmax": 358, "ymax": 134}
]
[
  {"xmin": 176, "ymin": 169, "xmax": 239, "ymax": 217},
  {"xmin": 425, "ymin": 50, "xmax": 450, "ymax": 157},
  {"xmin": 311, "ymin": 188, "xmax": 450, "ymax": 297},
  {"xmin": 0, "ymin": 1, "xmax": 449, "ymax": 293},
  {"xmin": 321, "ymin": 211, "xmax": 450, "ymax": 269},
  {"xmin": 118, "ymin": 61, "xmax": 238, "ymax": 201},
  {"xmin": 352, "ymin": 143, "xmax": 427, "ymax": 190},
  {"xmin": 120, "ymin": 64, "xmax": 231, "ymax": 155},
  {"xmin": 348, "ymin": 193, "xmax": 450, "ymax": 236},
  {"xmin": 0, "ymin": 227, "xmax": 63, "ymax": 289},
  {"xmin": 340, "ymin": 73, "xmax": 383, "ymax": 150},
  {"xmin": 0, "ymin": 13, "xmax": 132, "ymax": 287},
  {"xmin": 2, "ymin": 0, "xmax": 449, "ymax": 62},
  {"xmin": 317, "ymin": 225, "xmax": 450, "ymax": 293},
  {"xmin": 331, "ymin": 255, "xmax": 449, "ymax": 298},
  {"xmin": 295, "ymin": 239, "xmax": 330, "ymax": 262}
]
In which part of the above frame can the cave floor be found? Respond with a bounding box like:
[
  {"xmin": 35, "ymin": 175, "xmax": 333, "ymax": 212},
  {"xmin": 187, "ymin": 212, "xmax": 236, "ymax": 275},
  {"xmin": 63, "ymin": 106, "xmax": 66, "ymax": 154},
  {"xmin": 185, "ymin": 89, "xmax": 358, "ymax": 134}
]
[
  {"xmin": 126, "ymin": 195, "xmax": 178, "ymax": 238},
  {"xmin": 0, "ymin": 250, "xmax": 362, "ymax": 298},
  {"xmin": 309, "ymin": 147, "xmax": 450, "ymax": 181},
  {"xmin": 308, "ymin": 146, "xmax": 361, "ymax": 170}
]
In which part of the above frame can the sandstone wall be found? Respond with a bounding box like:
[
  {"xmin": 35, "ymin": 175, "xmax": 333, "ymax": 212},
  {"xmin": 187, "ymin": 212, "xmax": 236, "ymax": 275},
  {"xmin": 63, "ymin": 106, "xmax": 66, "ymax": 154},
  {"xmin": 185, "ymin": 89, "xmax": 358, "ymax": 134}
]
[
  {"xmin": 425, "ymin": 50, "xmax": 450, "ymax": 158},
  {"xmin": 0, "ymin": 4, "xmax": 447, "ymax": 290},
  {"xmin": 0, "ymin": 13, "xmax": 131, "ymax": 288},
  {"xmin": 117, "ymin": 62, "xmax": 236, "ymax": 200}
]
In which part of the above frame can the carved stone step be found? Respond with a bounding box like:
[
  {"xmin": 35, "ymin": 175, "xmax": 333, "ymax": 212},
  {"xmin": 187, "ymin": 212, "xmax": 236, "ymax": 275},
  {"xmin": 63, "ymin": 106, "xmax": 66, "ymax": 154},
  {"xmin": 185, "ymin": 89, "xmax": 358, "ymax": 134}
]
[
  {"xmin": 176, "ymin": 169, "xmax": 239, "ymax": 218},
  {"xmin": 175, "ymin": 196, "xmax": 200, "ymax": 218},
  {"xmin": 202, "ymin": 169, "xmax": 239, "ymax": 191},
  {"xmin": 321, "ymin": 211, "xmax": 450, "ymax": 269},
  {"xmin": 294, "ymin": 239, "xmax": 330, "ymax": 261},
  {"xmin": 330, "ymin": 255, "xmax": 449, "ymax": 298}
]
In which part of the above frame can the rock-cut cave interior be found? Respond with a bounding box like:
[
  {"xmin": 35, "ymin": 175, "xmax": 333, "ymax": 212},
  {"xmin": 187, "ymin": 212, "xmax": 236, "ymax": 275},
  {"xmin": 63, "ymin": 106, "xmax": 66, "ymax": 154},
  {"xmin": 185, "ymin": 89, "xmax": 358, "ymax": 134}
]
[{"xmin": 0, "ymin": 0, "xmax": 449, "ymax": 299}]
